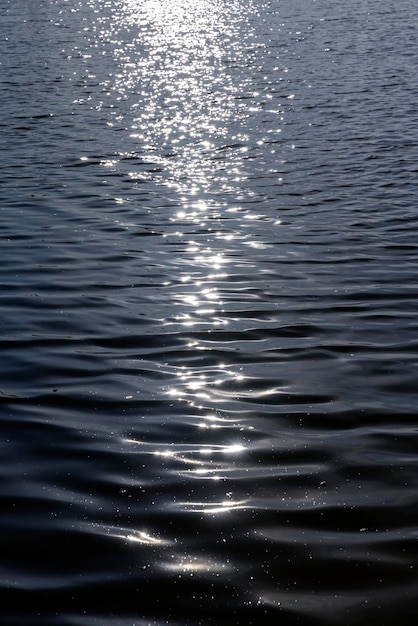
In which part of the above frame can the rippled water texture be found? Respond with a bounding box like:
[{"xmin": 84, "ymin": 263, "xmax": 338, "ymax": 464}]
[{"xmin": 1, "ymin": 0, "xmax": 418, "ymax": 624}]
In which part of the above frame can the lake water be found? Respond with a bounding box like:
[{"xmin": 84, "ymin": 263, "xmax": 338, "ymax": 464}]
[{"xmin": 1, "ymin": 0, "xmax": 418, "ymax": 624}]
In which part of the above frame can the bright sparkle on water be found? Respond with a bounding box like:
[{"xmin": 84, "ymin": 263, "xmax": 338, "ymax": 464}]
[{"xmin": 98, "ymin": 0, "xmax": 254, "ymax": 198}]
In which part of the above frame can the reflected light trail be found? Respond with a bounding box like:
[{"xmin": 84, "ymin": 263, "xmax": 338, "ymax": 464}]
[{"xmin": 92, "ymin": 0, "xmax": 264, "ymax": 530}]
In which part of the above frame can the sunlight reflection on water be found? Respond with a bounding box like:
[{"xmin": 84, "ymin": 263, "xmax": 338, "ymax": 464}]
[
  {"xmin": 4, "ymin": 0, "xmax": 418, "ymax": 623},
  {"xmin": 89, "ymin": 0, "xmax": 282, "ymax": 424},
  {"xmin": 96, "ymin": 0, "xmax": 257, "ymax": 197}
]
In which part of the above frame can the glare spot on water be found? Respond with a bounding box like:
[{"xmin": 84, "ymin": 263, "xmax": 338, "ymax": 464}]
[
  {"xmin": 161, "ymin": 553, "xmax": 232, "ymax": 574},
  {"xmin": 178, "ymin": 498, "xmax": 250, "ymax": 515},
  {"xmin": 126, "ymin": 531, "xmax": 166, "ymax": 545},
  {"xmin": 95, "ymin": 525, "xmax": 171, "ymax": 547}
]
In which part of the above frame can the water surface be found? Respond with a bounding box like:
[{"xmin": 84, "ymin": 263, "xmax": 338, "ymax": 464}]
[{"xmin": 1, "ymin": 0, "xmax": 418, "ymax": 624}]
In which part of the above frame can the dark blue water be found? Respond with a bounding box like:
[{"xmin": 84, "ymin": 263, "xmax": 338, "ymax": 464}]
[{"xmin": 1, "ymin": 0, "xmax": 418, "ymax": 624}]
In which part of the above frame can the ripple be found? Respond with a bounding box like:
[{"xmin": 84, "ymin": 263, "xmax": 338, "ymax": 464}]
[{"xmin": 2, "ymin": 0, "xmax": 418, "ymax": 624}]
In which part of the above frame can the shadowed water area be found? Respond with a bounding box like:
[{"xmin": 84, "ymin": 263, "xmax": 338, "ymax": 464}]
[{"xmin": 1, "ymin": 0, "xmax": 418, "ymax": 624}]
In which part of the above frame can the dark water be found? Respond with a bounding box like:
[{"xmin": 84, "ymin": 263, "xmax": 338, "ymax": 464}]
[{"xmin": 1, "ymin": 0, "xmax": 418, "ymax": 623}]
